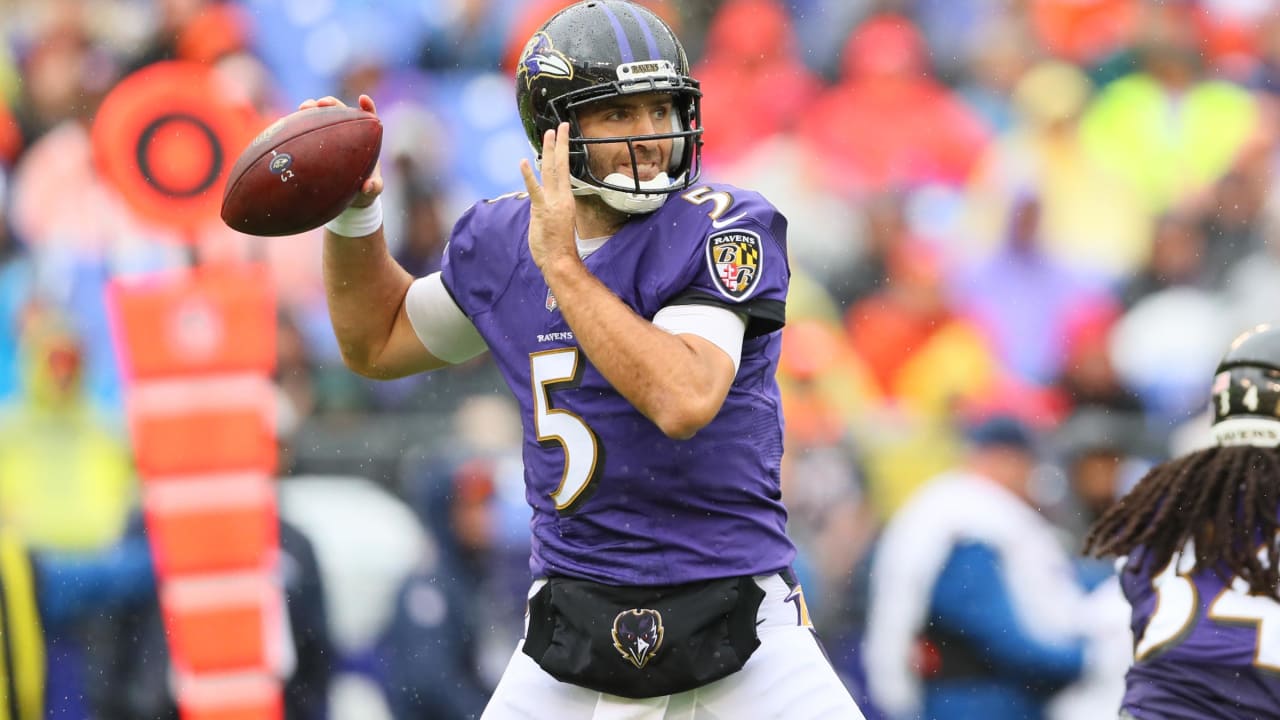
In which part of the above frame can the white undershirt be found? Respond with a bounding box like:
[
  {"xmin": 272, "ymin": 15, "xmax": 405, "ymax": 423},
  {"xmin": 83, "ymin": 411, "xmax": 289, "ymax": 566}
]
[
  {"xmin": 404, "ymin": 271, "xmax": 747, "ymax": 371},
  {"xmin": 576, "ymin": 232, "xmax": 609, "ymax": 258}
]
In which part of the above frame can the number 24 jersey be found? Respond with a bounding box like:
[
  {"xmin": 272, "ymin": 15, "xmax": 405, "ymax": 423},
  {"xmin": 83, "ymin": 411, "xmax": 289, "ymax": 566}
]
[{"xmin": 1120, "ymin": 542, "xmax": 1280, "ymax": 719}]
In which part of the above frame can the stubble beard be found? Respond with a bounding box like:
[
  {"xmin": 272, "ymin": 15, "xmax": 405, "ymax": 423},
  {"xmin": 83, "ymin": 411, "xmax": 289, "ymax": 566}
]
[{"xmin": 575, "ymin": 193, "xmax": 630, "ymax": 237}]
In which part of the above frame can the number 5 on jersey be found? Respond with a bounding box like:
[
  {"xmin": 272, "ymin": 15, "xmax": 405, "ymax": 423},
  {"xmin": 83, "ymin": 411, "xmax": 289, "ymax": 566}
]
[{"xmin": 531, "ymin": 348, "xmax": 603, "ymax": 515}]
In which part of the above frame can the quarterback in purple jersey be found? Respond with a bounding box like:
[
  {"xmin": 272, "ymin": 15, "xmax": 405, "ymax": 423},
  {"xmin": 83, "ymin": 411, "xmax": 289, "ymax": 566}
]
[
  {"xmin": 306, "ymin": 1, "xmax": 863, "ymax": 717},
  {"xmin": 1085, "ymin": 325, "xmax": 1280, "ymax": 719}
]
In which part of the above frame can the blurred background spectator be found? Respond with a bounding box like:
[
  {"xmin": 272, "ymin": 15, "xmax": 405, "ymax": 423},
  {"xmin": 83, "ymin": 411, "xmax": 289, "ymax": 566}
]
[
  {"xmin": 797, "ymin": 13, "xmax": 991, "ymax": 195},
  {"xmin": 79, "ymin": 517, "xmax": 334, "ymax": 720},
  {"xmin": 693, "ymin": 0, "xmax": 821, "ymax": 169},
  {"xmin": 963, "ymin": 60, "xmax": 1151, "ymax": 280},
  {"xmin": 375, "ymin": 395, "xmax": 528, "ymax": 719},
  {"xmin": 1079, "ymin": 3, "xmax": 1259, "ymax": 214},
  {"xmin": 861, "ymin": 415, "xmax": 1127, "ymax": 720},
  {"xmin": 0, "ymin": 301, "xmax": 133, "ymax": 552},
  {"xmin": 3, "ymin": 0, "xmax": 1280, "ymax": 716}
]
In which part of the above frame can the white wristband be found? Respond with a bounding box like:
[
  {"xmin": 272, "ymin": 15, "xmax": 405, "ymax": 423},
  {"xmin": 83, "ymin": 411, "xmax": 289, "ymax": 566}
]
[{"xmin": 324, "ymin": 197, "xmax": 383, "ymax": 237}]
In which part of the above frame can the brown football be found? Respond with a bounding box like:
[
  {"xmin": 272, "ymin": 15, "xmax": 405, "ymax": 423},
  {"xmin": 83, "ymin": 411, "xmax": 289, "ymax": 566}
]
[{"xmin": 220, "ymin": 105, "xmax": 382, "ymax": 237}]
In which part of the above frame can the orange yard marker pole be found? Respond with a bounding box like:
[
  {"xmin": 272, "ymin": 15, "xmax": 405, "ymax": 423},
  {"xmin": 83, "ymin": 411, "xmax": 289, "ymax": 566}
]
[{"xmin": 107, "ymin": 264, "xmax": 284, "ymax": 720}]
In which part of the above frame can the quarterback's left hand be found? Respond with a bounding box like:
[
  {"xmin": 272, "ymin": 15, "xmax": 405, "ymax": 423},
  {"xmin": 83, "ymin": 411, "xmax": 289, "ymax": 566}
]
[{"xmin": 520, "ymin": 122, "xmax": 578, "ymax": 271}]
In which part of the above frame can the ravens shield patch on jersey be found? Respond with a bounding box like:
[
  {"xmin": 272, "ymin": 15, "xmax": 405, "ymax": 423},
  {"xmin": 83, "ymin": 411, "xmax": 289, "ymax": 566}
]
[{"xmin": 706, "ymin": 228, "xmax": 763, "ymax": 301}]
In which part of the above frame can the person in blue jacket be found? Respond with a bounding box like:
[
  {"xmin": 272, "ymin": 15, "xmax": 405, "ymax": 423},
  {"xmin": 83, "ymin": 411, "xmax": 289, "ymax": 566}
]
[{"xmin": 863, "ymin": 416, "xmax": 1089, "ymax": 720}]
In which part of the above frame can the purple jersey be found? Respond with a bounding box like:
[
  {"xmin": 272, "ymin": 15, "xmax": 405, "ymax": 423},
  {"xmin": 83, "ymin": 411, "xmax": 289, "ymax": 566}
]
[
  {"xmin": 1119, "ymin": 545, "xmax": 1280, "ymax": 719},
  {"xmin": 440, "ymin": 183, "xmax": 795, "ymax": 586}
]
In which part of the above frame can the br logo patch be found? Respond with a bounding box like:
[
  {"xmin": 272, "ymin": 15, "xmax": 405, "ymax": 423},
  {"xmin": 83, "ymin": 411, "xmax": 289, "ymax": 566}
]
[
  {"xmin": 706, "ymin": 229, "xmax": 763, "ymax": 301},
  {"xmin": 612, "ymin": 608, "xmax": 664, "ymax": 669}
]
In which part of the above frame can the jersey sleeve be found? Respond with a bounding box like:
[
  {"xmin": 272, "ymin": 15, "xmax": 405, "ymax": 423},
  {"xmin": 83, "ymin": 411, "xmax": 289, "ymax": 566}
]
[
  {"xmin": 404, "ymin": 273, "xmax": 488, "ymax": 364},
  {"xmin": 663, "ymin": 192, "xmax": 789, "ymax": 339},
  {"xmin": 652, "ymin": 304, "xmax": 747, "ymax": 371},
  {"xmin": 438, "ymin": 200, "xmax": 521, "ymax": 319}
]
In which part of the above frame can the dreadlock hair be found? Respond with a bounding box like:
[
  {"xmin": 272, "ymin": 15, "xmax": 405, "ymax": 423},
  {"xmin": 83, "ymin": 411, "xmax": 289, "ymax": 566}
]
[{"xmin": 1083, "ymin": 444, "xmax": 1280, "ymax": 599}]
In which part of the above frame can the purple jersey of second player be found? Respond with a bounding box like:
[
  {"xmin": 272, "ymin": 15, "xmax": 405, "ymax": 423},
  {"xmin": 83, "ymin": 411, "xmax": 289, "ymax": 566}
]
[
  {"xmin": 1119, "ymin": 542, "xmax": 1280, "ymax": 719},
  {"xmin": 440, "ymin": 182, "xmax": 796, "ymax": 586}
]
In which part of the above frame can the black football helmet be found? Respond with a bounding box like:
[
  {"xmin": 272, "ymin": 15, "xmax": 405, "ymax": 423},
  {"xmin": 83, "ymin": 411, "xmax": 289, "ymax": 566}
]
[
  {"xmin": 515, "ymin": 0, "xmax": 703, "ymax": 214},
  {"xmin": 1211, "ymin": 324, "xmax": 1280, "ymax": 447}
]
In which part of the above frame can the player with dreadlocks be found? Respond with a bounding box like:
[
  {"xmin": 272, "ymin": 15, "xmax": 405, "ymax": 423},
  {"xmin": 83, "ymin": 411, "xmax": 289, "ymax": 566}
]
[{"xmin": 1083, "ymin": 324, "xmax": 1280, "ymax": 719}]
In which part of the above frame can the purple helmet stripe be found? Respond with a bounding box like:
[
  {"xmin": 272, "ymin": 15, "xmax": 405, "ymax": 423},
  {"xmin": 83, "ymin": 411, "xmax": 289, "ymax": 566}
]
[
  {"xmin": 621, "ymin": 2, "xmax": 661, "ymax": 60},
  {"xmin": 598, "ymin": 2, "xmax": 635, "ymax": 64}
]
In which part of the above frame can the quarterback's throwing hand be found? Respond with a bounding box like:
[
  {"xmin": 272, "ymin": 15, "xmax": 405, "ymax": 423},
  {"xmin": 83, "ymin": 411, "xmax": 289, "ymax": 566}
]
[
  {"xmin": 520, "ymin": 122, "xmax": 577, "ymax": 271},
  {"xmin": 297, "ymin": 94, "xmax": 384, "ymax": 208}
]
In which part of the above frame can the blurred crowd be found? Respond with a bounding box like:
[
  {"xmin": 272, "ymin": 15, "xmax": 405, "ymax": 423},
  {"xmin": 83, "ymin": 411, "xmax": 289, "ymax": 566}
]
[{"xmin": 1, "ymin": 0, "xmax": 1278, "ymax": 718}]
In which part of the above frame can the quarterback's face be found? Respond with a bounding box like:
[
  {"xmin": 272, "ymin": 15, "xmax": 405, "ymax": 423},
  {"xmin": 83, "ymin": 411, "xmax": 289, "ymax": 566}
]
[{"xmin": 576, "ymin": 92, "xmax": 675, "ymax": 182}]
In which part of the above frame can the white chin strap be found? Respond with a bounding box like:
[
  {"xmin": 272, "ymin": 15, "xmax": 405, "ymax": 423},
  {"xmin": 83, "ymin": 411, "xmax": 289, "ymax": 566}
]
[
  {"xmin": 1211, "ymin": 417, "xmax": 1280, "ymax": 447},
  {"xmin": 570, "ymin": 172, "xmax": 679, "ymax": 215}
]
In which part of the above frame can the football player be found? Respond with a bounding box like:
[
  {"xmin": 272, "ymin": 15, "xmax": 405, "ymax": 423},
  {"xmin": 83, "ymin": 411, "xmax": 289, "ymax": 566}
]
[
  {"xmin": 308, "ymin": 1, "xmax": 864, "ymax": 717},
  {"xmin": 1084, "ymin": 324, "xmax": 1280, "ymax": 719}
]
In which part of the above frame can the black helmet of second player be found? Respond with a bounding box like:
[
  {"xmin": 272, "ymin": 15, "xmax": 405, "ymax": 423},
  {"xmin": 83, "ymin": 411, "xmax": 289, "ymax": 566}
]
[
  {"xmin": 514, "ymin": 0, "xmax": 703, "ymax": 214},
  {"xmin": 1212, "ymin": 324, "xmax": 1280, "ymax": 447}
]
